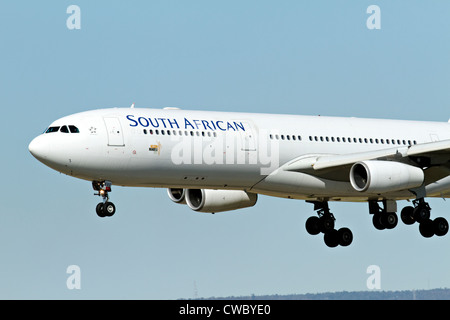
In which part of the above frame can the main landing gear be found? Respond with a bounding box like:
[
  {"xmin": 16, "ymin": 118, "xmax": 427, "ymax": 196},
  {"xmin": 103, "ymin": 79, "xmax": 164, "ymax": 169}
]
[
  {"xmin": 400, "ymin": 198, "xmax": 448, "ymax": 238},
  {"xmin": 369, "ymin": 200, "xmax": 398, "ymax": 231},
  {"xmin": 305, "ymin": 197, "xmax": 448, "ymax": 247},
  {"xmin": 92, "ymin": 180, "xmax": 116, "ymax": 218},
  {"xmin": 369, "ymin": 198, "xmax": 448, "ymax": 238},
  {"xmin": 305, "ymin": 201, "xmax": 353, "ymax": 248}
]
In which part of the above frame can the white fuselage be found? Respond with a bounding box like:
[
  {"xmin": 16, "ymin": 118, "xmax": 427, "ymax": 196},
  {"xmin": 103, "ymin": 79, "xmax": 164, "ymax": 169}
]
[{"xmin": 28, "ymin": 108, "xmax": 450, "ymax": 202}]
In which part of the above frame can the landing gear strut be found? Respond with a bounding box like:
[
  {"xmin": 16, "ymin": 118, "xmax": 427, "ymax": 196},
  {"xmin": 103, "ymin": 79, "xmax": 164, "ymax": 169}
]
[
  {"xmin": 92, "ymin": 181, "xmax": 116, "ymax": 218},
  {"xmin": 305, "ymin": 201, "xmax": 353, "ymax": 248},
  {"xmin": 400, "ymin": 198, "xmax": 448, "ymax": 238}
]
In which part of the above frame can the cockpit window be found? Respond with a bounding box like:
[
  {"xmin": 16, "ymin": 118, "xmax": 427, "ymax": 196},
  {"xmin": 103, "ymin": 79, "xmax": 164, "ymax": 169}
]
[
  {"xmin": 44, "ymin": 125, "xmax": 79, "ymax": 133},
  {"xmin": 69, "ymin": 125, "xmax": 80, "ymax": 133},
  {"xmin": 46, "ymin": 126, "xmax": 60, "ymax": 133}
]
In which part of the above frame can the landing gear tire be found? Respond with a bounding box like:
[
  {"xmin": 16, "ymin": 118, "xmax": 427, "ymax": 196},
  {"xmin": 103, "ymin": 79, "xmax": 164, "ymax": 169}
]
[
  {"xmin": 433, "ymin": 217, "xmax": 449, "ymax": 237},
  {"xmin": 306, "ymin": 216, "xmax": 321, "ymax": 235},
  {"xmin": 96, "ymin": 203, "xmax": 105, "ymax": 218},
  {"xmin": 320, "ymin": 215, "xmax": 335, "ymax": 233},
  {"xmin": 95, "ymin": 202, "xmax": 116, "ymax": 218},
  {"xmin": 419, "ymin": 219, "xmax": 434, "ymax": 238},
  {"xmin": 400, "ymin": 206, "xmax": 415, "ymax": 225},
  {"xmin": 337, "ymin": 227, "xmax": 353, "ymax": 247},
  {"xmin": 413, "ymin": 206, "xmax": 430, "ymax": 223},
  {"xmin": 381, "ymin": 212, "xmax": 398, "ymax": 229},
  {"xmin": 372, "ymin": 214, "xmax": 385, "ymax": 230},
  {"xmin": 104, "ymin": 202, "xmax": 116, "ymax": 217},
  {"xmin": 324, "ymin": 230, "xmax": 339, "ymax": 248}
]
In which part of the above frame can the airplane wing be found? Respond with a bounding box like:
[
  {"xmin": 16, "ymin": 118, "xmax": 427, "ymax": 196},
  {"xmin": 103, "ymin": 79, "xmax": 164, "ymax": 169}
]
[{"xmin": 284, "ymin": 139, "xmax": 450, "ymax": 183}]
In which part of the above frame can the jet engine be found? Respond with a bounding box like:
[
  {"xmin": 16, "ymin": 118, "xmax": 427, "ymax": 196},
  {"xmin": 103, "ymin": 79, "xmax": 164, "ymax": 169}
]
[
  {"xmin": 167, "ymin": 188, "xmax": 257, "ymax": 213},
  {"xmin": 186, "ymin": 189, "xmax": 257, "ymax": 213},
  {"xmin": 349, "ymin": 160, "xmax": 424, "ymax": 193}
]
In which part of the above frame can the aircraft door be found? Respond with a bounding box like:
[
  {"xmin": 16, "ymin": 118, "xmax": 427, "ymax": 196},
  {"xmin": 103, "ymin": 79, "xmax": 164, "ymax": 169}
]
[
  {"xmin": 104, "ymin": 117, "xmax": 125, "ymax": 146},
  {"xmin": 238, "ymin": 121, "xmax": 256, "ymax": 151}
]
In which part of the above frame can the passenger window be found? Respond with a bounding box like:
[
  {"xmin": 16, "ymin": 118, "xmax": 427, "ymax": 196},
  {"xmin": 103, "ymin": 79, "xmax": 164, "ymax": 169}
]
[
  {"xmin": 69, "ymin": 125, "xmax": 80, "ymax": 133},
  {"xmin": 60, "ymin": 126, "xmax": 69, "ymax": 133}
]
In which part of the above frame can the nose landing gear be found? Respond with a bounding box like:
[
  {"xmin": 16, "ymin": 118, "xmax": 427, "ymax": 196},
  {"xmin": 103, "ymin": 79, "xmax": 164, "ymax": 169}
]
[{"xmin": 93, "ymin": 181, "xmax": 116, "ymax": 217}]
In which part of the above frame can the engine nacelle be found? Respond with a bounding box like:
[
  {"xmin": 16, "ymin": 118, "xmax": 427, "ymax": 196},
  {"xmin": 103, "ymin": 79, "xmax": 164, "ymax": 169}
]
[
  {"xmin": 186, "ymin": 189, "xmax": 258, "ymax": 213},
  {"xmin": 167, "ymin": 188, "xmax": 187, "ymax": 204},
  {"xmin": 350, "ymin": 160, "xmax": 424, "ymax": 193}
]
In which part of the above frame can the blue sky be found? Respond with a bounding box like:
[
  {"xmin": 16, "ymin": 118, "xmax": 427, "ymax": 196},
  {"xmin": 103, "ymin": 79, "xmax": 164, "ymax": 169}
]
[{"xmin": 1, "ymin": 1, "xmax": 450, "ymax": 299}]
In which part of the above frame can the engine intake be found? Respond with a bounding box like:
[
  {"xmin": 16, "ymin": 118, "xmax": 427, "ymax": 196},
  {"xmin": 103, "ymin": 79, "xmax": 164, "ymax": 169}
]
[
  {"xmin": 350, "ymin": 160, "xmax": 424, "ymax": 193},
  {"xmin": 167, "ymin": 188, "xmax": 186, "ymax": 204}
]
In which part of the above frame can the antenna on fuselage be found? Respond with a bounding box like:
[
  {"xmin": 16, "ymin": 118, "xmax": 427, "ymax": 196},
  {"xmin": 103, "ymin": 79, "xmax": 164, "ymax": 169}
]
[{"xmin": 130, "ymin": 102, "xmax": 135, "ymax": 108}]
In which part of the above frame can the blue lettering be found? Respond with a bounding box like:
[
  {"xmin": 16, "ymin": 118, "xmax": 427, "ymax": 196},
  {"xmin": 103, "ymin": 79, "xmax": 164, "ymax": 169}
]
[
  {"xmin": 193, "ymin": 119, "xmax": 201, "ymax": 129},
  {"xmin": 184, "ymin": 118, "xmax": 195, "ymax": 130},
  {"xmin": 216, "ymin": 121, "xmax": 226, "ymax": 131},
  {"xmin": 234, "ymin": 121, "xmax": 245, "ymax": 131},
  {"xmin": 201, "ymin": 120, "xmax": 214, "ymax": 131},
  {"xmin": 127, "ymin": 115, "xmax": 138, "ymax": 127},
  {"xmin": 168, "ymin": 118, "xmax": 179, "ymax": 129},
  {"xmin": 227, "ymin": 122, "xmax": 236, "ymax": 131},
  {"xmin": 148, "ymin": 118, "xmax": 159, "ymax": 128},
  {"xmin": 138, "ymin": 117, "xmax": 149, "ymax": 127},
  {"xmin": 158, "ymin": 118, "xmax": 167, "ymax": 128}
]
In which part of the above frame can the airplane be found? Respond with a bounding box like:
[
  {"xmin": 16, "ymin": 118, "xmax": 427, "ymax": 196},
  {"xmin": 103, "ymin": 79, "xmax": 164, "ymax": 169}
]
[{"xmin": 28, "ymin": 106, "xmax": 450, "ymax": 247}]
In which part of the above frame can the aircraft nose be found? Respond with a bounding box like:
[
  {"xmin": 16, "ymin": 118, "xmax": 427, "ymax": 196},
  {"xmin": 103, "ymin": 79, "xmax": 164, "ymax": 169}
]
[{"xmin": 28, "ymin": 135, "xmax": 49, "ymax": 161}]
